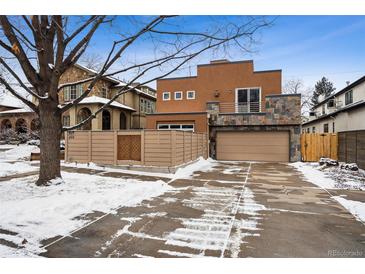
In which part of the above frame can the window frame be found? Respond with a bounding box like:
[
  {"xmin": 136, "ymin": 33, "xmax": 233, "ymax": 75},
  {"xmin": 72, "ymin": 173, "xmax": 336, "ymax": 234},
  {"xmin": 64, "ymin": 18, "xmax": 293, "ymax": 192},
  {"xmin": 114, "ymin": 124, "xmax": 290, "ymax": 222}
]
[
  {"xmin": 323, "ymin": 123, "xmax": 329, "ymax": 133},
  {"xmin": 174, "ymin": 91, "xmax": 183, "ymax": 100},
  {"xmin": 345, "ymin": 90, "xmax": 353, "ymax": 105},
  {"xmin": 186, "ymin": 90, "xmax": 196, "ymax": 100},
  {"xmin": 157, "ymin": 123, "xmax": 195, "ymax": 132},
  {"xmin": 162, "ymin": 92, "xmax": 170, "ymax": 101},
  {"xmin": 70, "ymin": 85, "xmax": 77, "ymax": 100}
]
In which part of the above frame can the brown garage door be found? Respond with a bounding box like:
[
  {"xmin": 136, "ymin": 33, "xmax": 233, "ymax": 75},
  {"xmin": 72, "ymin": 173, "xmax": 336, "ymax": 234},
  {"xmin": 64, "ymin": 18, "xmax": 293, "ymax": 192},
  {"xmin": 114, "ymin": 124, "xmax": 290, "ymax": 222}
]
[{"xmin": 216, "ymin": 131, "xmax": 289, "ymax": 162}]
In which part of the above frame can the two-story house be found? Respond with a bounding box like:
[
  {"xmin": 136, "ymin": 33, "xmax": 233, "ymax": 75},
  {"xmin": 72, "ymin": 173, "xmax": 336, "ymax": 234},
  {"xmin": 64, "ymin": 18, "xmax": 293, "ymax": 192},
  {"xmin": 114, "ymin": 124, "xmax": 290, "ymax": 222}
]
[
  {"xmin": 0, "ymin": 64, "xmax": 156, "ymax": 133},
  {"xmin": 302, "ymin": 75, "xmax": 365, "ymax": 134},
  {"xmin": 146, "ymin": 59, "xmax": 301, "ymax": 162}
]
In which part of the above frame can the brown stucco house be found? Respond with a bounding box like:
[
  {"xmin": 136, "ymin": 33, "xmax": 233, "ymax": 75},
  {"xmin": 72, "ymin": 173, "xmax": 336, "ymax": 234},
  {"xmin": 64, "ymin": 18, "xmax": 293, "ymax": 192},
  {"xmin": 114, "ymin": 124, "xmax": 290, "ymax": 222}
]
[
  {"xmin": 0, "ymin": 64, "xmax": 156, "ymax": 134},
  {"xmin": 146, "ymin": 59, "xmax": 301, "ymax": 162}
]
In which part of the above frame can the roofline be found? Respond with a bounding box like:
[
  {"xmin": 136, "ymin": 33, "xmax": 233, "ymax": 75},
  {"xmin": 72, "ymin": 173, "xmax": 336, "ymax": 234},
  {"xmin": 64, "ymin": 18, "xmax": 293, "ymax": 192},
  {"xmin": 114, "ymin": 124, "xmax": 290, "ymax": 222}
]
[
  {"xmin": 254, "ymin": 69, "xmax": 282, "ymax": 74},
  {"xmin": 156, "ymin": 60, "xmax": 281, "ymax": 82},
  {"xmin": 146, "ymin": 111, "xmax": 208, "ymax": 116},
  {"xmin": 157, "ymin": 76, "xmax": 197, "ymax": 81},
  {"xmin": 311, "ymin": 75, "xmax": 365, "ymax": 109},
  {"xmin": 303, "ymin": 100, "xmax": 365, "ymax": 126},
  {"xmin": 197, "ymin": 60, "xmax": 253, "ymax": 67}
]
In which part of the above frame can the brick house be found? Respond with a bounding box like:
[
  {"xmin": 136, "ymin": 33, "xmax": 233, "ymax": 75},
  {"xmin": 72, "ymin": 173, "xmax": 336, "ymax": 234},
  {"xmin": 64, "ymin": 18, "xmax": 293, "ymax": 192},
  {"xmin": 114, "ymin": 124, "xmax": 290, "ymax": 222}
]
[
  {"xmin": 0, "ymin": 64, "xmax": 157, "ymax": 133},
  {"xmin": 146, "ymin": 59, "xmax": 301, "ymax": 162}
]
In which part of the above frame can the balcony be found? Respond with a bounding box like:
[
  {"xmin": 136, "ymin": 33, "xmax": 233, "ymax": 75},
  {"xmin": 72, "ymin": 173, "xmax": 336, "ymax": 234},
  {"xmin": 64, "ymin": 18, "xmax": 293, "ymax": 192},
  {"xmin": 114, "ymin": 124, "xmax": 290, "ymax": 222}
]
[{"xmin": 207, "ymin": 102, "xmax": 261, "ymax": 114}]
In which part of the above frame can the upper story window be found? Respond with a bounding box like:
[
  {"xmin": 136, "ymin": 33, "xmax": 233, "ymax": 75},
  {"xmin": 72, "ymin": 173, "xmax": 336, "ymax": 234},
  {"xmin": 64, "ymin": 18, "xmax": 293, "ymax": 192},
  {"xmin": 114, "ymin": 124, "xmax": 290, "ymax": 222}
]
[
  {"xmin": 64, "ymin": 84, "xmax": 83, "ymax": 101},
  {"xmin": 62, "ymin": 115, "xmax": 70, "ymax": 127},
  {"xmin": 162, "ymin": 92, "xmax": 170, "ymax": 101},
  {"xmin": 345, "ymin": 90, "xmax": 353, "ymax": 105},
  {"xmin": 140, "ymin": 98, "xmax": 155, "ymax": 114},
  {"xmin": 324, "ymin": 123, "xmax": 329, "ymax": 133},
  {"xmin": 101, "ymin": 87, "xmax": 108, "ymax": 98},
  {"xmin": 312, "ymin": 127, "xmax": 316, "ymax": 133},
  {"xmin": 187, "ymin": 90, "xmax": 196, "ymax": 100},
  {"xmin": 174, "ymin": 91, "xmax": 182, "ymax": 100},
  {"xmin": 322, "ymin": 104, "xmax": 325, "ymax": 115},
  {"xmin": 327, "ymin": 99, "xmax": 335, "ymax": 108}
]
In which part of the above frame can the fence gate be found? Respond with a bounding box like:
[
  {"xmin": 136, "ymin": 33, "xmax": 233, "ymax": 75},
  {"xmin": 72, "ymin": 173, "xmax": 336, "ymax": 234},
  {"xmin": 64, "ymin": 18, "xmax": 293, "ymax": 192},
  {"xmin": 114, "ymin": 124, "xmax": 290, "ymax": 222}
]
[
  {"xmin": 117, "ymin": 134, "xmax": 141, "ymax": 161},
  {"xmin": 301, "ymin": 133, "xmax": 338, "ymax": 162}
]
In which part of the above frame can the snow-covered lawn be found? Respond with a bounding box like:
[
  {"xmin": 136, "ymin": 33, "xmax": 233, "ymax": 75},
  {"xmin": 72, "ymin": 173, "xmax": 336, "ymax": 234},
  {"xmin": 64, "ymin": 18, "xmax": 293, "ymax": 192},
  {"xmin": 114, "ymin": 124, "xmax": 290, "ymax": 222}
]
[
  {"xmin": 0, "ymin": 144, "xmax": 38, "ymax": 177},
  {"xmin": 0, "ymin": 171, "xmax": 172, "ymax": 257},
  {"xmin": 0, "ymin": 144, "xmax": 217, "ymax": 257},
  {"xmin": 291, "ymin": 162, "xmax": 365, "ymax": 223}
]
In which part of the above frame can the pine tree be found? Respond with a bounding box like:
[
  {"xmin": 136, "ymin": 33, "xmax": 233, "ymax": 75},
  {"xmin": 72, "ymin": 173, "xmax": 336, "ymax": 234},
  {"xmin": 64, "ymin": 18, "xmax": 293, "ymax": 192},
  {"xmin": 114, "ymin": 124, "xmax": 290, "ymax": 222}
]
[{"xmin": 311, "ymin": 77, "xmax": 336, "ymax": 106}]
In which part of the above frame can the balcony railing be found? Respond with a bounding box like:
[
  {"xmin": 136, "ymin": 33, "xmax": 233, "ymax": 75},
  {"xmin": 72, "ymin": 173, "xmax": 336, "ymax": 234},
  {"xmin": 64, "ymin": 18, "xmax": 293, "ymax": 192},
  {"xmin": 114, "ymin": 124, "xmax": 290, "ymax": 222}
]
[{"xmin": 218, "ymin": 102, "xmax": 261, "ymax": 113}]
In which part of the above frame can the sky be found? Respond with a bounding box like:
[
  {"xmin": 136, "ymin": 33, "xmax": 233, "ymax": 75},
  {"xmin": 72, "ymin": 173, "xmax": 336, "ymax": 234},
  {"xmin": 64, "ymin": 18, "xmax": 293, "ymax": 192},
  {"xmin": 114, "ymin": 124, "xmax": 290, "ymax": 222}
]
[
  {"xmin": 1, "ymin": 15, "xmax": 365, "ymax": 99},
  {"xmin": 85, "ymin": 15, "xmax": 365, "ymax": 92}
]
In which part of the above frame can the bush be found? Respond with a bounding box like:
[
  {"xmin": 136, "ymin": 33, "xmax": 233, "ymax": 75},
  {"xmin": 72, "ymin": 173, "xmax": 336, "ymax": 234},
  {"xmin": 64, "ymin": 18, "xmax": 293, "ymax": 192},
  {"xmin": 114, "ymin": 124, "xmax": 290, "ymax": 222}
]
[{"xmin": 0, "ymin": 128, "xmax": 39, "ymax": 144}]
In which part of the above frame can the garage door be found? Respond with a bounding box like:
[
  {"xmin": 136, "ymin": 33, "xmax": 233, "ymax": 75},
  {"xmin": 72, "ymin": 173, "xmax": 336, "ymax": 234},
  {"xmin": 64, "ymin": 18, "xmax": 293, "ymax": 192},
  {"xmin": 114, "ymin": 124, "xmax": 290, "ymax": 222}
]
[{"xmin": 216, "ymin": 131, "xmax": 289, "ymax": 162}]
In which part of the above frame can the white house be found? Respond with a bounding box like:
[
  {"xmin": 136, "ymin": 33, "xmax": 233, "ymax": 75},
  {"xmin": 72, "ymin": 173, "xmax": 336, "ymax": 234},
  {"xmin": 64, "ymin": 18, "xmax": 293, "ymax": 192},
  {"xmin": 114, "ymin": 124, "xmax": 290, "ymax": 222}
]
[{"xmin": 302, "ymin": 75, "xmax": 365, "ymax": 134}]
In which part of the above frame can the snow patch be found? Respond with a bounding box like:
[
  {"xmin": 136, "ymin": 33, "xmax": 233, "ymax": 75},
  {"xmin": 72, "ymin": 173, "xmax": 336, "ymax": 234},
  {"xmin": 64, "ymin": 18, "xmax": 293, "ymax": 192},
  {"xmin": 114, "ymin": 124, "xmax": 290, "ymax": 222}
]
[
  {"xmin": 0, "ymin": 171, "xmax": 171, "ymax": 256},
  {"xmin": 290, "ymin": 162, "xmax": 337, "ymax": 189},
  {"xmin": 172, "ymin": 157, "xmax": 217, "ymax": 180},
  {"xmin": 332, "ymin": 196, "xmax": 365, "ymax": 223},
  {"xmin": 0, "ymin": 145, "xmax": 37, "ymax": 161}
]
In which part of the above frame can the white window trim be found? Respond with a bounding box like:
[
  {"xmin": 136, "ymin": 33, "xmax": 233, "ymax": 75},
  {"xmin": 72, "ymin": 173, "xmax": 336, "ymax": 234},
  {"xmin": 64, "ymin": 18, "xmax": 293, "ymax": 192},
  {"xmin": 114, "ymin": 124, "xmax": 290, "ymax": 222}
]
[
  {"xmin": 157, "ymin": 123, "xmax": 194, "ymax": 132},
  {"xmin": 174, "ymin": 91, "xmax": 183, "ymax": 100},
  {"xmin": 235, "ymin": 87, "xmax": 261, "ymax": 113},
  {"xmin": 186, "ymin": 90, "xmax": 196, "ymax": 100},
  {"xmin": 162, "ymin": 92, "xmax": 170, "ymax": 101}
]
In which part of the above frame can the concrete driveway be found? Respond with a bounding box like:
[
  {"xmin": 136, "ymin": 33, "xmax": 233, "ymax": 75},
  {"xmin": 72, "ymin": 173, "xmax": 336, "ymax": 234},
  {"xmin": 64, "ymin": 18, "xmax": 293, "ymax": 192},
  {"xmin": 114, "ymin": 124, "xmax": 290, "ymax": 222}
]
[{"xmin": 43, "ymin": 161, "xmax": 365, "ymax": 258}]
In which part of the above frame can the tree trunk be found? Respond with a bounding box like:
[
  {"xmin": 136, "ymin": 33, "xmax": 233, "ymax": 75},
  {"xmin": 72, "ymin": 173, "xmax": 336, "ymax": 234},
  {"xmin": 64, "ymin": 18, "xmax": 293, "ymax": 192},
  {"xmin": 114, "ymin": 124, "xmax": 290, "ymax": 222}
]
[{"xmin": 36, "ymin": 102, "xmax": 62, "ymax": 186}]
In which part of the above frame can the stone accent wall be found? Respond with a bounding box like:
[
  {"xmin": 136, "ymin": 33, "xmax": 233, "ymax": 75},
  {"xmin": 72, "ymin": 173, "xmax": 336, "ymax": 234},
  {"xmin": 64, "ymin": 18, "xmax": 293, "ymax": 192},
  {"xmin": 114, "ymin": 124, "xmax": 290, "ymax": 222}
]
[
  {"xmin": 209, "ymin": 94, "xmax": 301, "ymax": 162},
  {"xmin": 211, "ymin": 94, "xmax": 301, "ymax": 126}
]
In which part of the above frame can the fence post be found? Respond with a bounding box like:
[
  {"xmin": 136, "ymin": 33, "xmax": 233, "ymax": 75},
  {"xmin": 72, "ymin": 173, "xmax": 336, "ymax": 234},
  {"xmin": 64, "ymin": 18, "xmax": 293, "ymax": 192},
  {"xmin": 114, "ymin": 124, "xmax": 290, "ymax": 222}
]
[
  {"xmin": 88, "ymin": 131, "xmax": 92, "ymax": 162},
  {"xmin": 141, "ymin": 130, "xmax": 145, "ymax": 165},
  {"xmin": 113, "ymin": 130, "xmax": 118, "ymax": 165},
  {"xmin": 171, "ymin": 130, "xmax": 176, "ymax": 167},
  {"xmin": 64, "ymin": 131, "xmax": 68, "ymax": 162}
]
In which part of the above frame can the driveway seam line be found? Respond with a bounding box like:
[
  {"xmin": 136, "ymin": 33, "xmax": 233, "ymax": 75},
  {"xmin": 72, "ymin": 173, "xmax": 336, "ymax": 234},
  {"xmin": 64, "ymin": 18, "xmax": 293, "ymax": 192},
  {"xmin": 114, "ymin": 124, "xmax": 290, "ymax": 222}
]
[{"xmin": 219, "ymin": 162, "xmax": 252, "ymax": 258}]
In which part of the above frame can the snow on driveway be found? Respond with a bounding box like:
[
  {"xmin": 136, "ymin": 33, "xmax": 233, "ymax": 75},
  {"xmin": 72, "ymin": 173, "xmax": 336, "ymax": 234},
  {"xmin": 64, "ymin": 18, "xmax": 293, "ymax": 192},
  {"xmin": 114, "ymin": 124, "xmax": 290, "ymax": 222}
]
[
  {"xmin": 290, "ymin": 162, "xmax": 365, "ymax": 223},
  {"xmin": 0, "ymin": 171, "xmax": 172, "ymax": 257}
]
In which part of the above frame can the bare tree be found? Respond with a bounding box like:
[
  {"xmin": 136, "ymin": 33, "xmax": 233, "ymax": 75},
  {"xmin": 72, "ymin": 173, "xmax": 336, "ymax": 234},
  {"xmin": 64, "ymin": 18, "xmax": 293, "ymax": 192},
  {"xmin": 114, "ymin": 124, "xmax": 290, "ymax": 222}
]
[
  {"xmin": 0, "ymin": 15, "xmax": 271, "ymax": 185},
  {"xmin": 80, "ymin": 53, "xmax": 104, "ymax": 71},
  {"xmin": 283, "ymin": 78, "xmax": 312, "ymax": 115}
]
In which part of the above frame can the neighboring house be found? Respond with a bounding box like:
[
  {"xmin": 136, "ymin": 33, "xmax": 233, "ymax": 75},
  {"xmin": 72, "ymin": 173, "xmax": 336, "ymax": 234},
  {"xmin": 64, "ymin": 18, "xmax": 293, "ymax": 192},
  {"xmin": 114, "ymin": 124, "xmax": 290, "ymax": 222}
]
[
  {"xmin": 302, "ymin": 75, "xmax": 365, "ymax": 134},
  {"xmin": 0, "ymin": 64, "xmax": 156, "ymax": 133},
  {"xmin": 0, "ymin": 88, "xmax": 39, "ymax": 133},
  {"xmin": 146, "ymin": 59, "xmax": 301, "ymax": 162}
]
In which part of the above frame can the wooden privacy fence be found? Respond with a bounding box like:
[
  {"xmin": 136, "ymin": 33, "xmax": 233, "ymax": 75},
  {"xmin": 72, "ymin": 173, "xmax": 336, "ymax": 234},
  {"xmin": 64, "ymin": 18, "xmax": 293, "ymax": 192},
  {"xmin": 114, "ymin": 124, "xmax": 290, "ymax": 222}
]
[
  {"xmin": 300, "ymin": 133, "xmax": 338, "ymax": 162},
  {"xmin": 65, "ymin": 130, "xmax": 208, "ymax": 167},
  {"xmin": 338, "ymin": 130, "xmax": 365, "ymax": 169}
]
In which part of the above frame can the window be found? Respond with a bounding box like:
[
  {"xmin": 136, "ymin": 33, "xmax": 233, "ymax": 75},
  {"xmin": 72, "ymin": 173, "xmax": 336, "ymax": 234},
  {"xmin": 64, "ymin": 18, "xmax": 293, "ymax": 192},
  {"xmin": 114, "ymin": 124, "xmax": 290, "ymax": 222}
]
[
  {"xmin": 306, "ymin": 128, "xmax": 310, "ymax": 133},
  {"xmin": 157, "ymin": 124, "xmax": 194, "ymax": 132},
  {"xmin": 76, "ymin": 84, "xmax": 83, "ymax": 97},
  {"xmin": 101, "ymin": 87, "xmax": 108, "ymax": 98},
  {"xmin": 174, "ymin": 91, "xmax": 182, "ymax": 100},
  {"xmin": 322, "ymin": 104, "xmax": 325, "ymax": 115},
  {"xmin": 312, "ymin": 127, "xmax": 316, "ymax": 133},
  {"xmin": 63, "ymin": 86, "xmax": 70, "ymax": 101},
  {"xmin": 327, "ymin": 99, "xmax": 335, "ymax": 108},
  {"xmin": 345, "ymin": 90, "xmax": 353, "ymax": 105},
  {"xmin": 62, "ymin": 115, "xmax": 70, "ymax": 127},
  {"xmin": 140, "ymin": 98, "xmax": 145, "ymax": 113},
  {"xmin": 332, "ymin": 122, "xmax": 335, "ymax": 133},
  {"xmin": 70, "ymin": 85, "xmax": 77, "ymax": 100},
  {"xmin": 162, "ymin": 92, "xmax": 170, "ymax": 101},
  {"xmin": 236, "ymin": 88, "xmax": 260, "ymax": 112},
  {"xmin": 324, "ymin": 123, "xmax": 329, "ymax": 133},
  {"xmin": 187, "ymin": 90, "xmax": 196, "ymax": 100}
]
